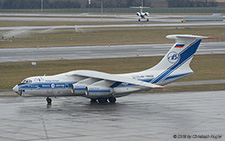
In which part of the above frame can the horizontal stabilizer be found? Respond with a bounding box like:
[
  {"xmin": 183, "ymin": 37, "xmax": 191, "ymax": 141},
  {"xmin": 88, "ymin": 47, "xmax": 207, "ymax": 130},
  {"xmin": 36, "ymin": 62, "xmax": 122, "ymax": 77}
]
[{"xmin": 166, "ymin": 34, "xmax": 209, "ymax": 40}]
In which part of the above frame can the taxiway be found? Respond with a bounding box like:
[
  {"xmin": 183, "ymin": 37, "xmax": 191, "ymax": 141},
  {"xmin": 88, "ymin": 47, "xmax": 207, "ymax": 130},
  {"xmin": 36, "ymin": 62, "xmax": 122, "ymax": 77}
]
[
  {"xmin": 1, "ymin": 21, "xmax": 225, "ymax": 31},
  {"xmin": 0, "ymin": 13, "xmax": 224, "ymax": 141},
  {"xmin": 0, "ymin": 90, "xmax": 224, "ymax": 140},
  {"xmin": 0, "ymin": 13, "xmax": 183, "ymax": 23},
  {"xmin": 0, "ymin": 13, "xmax": 225, "ymax": 31},
  {"xmin": 0, "ymin": 42, "xmax": 224, "ymax": 62}
]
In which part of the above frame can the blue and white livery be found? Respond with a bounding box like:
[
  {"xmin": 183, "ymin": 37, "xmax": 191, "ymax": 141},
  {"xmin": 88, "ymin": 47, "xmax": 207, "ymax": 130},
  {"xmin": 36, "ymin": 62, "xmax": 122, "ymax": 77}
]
[{"xmin": 13, "ymin": 34, "xmax": 210, "ymax": 104}]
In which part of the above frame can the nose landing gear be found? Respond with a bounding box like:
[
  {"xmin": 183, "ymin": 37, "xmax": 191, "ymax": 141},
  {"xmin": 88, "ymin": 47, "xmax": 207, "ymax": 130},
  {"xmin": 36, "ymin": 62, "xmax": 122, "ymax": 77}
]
[{"xmin": 46, "ymin": 97, "xmax": 52, "ymax": 105}]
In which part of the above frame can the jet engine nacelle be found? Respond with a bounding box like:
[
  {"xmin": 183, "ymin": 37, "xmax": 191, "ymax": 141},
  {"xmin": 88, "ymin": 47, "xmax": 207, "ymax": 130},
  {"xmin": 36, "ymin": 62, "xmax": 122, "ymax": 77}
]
[
  {"xmin": 85, "ymin": 86, "xmax": 113, "ymax": 97},
  {"xmin": 71, "ymin": 84, "xmax": 86, "ymax": 95},
  {"xmin": 144, "ymin": 12, "xmax": 149, "ymax": 16},
  {"xmin": 136, "ymin": 12, "xmax": 140, "ymax": 16}
]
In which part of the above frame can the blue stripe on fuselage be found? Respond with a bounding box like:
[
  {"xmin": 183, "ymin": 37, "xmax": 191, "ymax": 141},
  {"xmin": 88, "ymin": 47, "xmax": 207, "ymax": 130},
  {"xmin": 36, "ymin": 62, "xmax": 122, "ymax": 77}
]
[
  {"xmin": 19, "ymin": 82, "xmax": 77, "ymax": 90},
  {"xmin": 118, "ymin": 72, "xmax": 193, "ymax": 87},
  {"xmin": 89, "ymin": 89, "xmax": 110, "ymax": 93}
]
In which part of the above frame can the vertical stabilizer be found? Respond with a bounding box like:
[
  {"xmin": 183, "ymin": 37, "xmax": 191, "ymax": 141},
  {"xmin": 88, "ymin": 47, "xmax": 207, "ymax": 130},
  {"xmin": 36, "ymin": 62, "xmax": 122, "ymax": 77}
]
[{"xmin": 148, "ymin": 35, "xmax": 208, "ymax": 85}]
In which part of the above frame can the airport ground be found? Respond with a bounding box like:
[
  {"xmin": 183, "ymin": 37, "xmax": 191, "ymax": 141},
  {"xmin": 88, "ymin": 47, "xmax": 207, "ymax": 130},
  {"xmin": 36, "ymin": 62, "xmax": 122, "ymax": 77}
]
[
  {"xmin": 0, "ymin": 12, "xmax": 225, "ymax": 140},
  {"xmin": 0, "ymin": 13, "xmax": 225, "ymax": 48},
  {"xmin": 0, "ymin": 91, "xmax": 224, "ymax": 140},
  {"xmin": 0, "ymin": 23, "xmax": 224, "ymax": 48},
  {"xmin": 0, "ymin": 13, "xmax": 225, "ymax": 92}
]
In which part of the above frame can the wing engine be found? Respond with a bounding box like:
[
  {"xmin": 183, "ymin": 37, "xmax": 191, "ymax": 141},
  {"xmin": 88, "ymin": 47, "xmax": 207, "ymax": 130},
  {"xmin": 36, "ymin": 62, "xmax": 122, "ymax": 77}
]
[
  {"xmin": 71, "ymin": 84, "xmax": 86, "ymax": 95},
  {"xmin": 85, "ymin": 86, "xmax": 113, "ymax": 97},
  {"xmin": 145, "ymin": 12, "xmax": 149, "ymax": 16},
  {"xmin": 69, "ymin": 70, "xmax": 165, "ymax": 98},
  {"xmin": 136, "ymin": 12, "xmax": 140, "ymax": 16}
]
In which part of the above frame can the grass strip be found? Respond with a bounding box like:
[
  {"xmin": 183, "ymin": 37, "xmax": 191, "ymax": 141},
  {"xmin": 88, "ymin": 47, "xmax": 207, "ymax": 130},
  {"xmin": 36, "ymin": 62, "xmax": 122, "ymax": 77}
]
[
  {"xmin": 0, "ymin": 54, "xmax": 225, "ymax": 92},
  {"xmin": 1, "ymin": 25, "xmax": 224, "ymax": 48}
]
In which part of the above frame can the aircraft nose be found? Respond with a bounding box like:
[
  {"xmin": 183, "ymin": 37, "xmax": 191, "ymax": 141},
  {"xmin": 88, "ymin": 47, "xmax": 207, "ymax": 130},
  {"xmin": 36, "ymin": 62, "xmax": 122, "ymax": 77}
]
[{"xmin": 12, "ymin": 85, "xmax": 19, "ymax": 93}]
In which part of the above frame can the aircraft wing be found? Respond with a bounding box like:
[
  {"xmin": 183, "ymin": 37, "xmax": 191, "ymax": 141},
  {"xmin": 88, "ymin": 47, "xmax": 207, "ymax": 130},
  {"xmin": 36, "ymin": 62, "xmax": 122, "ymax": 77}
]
[{"xmin": 72, "ymin": 70, "xmax": 165, "ymax": 89}]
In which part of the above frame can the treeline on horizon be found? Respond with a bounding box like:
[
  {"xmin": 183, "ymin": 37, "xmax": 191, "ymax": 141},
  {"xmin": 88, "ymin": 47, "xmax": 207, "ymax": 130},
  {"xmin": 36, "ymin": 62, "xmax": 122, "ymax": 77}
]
[
  {"xmin": 167, "ymin": 0, "xmax": 217, "ymax": 7},
  {"xmin": 0, "ymin": 0, "xmax": 218, "ymax": 9},
  {"xmin": 0, "ymin": 0, "xmax": 81, "ymax": 9}
]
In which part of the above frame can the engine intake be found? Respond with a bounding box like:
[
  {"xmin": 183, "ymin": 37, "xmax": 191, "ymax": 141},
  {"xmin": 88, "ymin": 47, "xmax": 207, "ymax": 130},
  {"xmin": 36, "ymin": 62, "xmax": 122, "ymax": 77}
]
[
  {"xmin": 136, "ymin": 12, "xmax": 140, "ymax": 16},
  {"xmin": 144, "ymin": 12, "xmax": 149, "ymax": 16}
]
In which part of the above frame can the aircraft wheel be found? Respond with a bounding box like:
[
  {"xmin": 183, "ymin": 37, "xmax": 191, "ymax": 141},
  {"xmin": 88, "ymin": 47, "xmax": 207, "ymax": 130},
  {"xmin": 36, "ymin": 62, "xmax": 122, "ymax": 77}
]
[
  {"xmin": 147, "ymin": 19, "xmax": 149, "ymax": 22},
  {"xmin": 46, "ymin": 97, "xmax": 52, "ymax": 104},
  {"xmin": 90, "ymin": 98, "xmax": 97, "ymax": 103},
  {"xmin": 108, "ymin": 97, "xmax": 116, "ymax": 103},
  {"xmin": 138, "ymin": 19, "xmax": 141, "ymax": 22},
  {"xmin": 98, "ymin": 97, "xmax": 108, "ymax": 103}
]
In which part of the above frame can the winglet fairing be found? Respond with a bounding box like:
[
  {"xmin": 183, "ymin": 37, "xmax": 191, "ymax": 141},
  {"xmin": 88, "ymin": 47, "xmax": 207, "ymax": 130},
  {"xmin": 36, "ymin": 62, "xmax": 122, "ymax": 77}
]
[{"xmin": 13, "ymin": 34, "xmax": 210, "ymax": 104}]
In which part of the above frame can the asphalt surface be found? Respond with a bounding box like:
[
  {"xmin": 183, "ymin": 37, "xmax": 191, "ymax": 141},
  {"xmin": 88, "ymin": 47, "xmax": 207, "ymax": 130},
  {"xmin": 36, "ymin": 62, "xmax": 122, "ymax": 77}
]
[
  {"xmin": 0, "ymin": 90, "xmax": 224, "ymax": 140},
  {"xmin": 0, "ymin": 13, "xmax": 182, "ymax": 23},
  {"xmin": 0, "ymin": 13, "xmax": 225, "ymax": 31},
  {"xmin": 0, "ymin": 13, "xmax": 224, "ymax": 140},
  {"xmin": 0, "ymin": 42, "xmax": 224, "ymax": 62},
  {"xmin": 167, "ymin": 79, "xmax": 225, "ymax": 86},
  {"xmin": 1, "ymin": 21, "xmax": 225, "ymax": 31}
]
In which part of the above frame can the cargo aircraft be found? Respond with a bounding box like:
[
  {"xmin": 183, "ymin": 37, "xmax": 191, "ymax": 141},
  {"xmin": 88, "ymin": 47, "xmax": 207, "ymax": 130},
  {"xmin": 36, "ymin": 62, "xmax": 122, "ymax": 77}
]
[{"xmin": 13, "ymin": 35, "xmax": 211, "ymax": 104}]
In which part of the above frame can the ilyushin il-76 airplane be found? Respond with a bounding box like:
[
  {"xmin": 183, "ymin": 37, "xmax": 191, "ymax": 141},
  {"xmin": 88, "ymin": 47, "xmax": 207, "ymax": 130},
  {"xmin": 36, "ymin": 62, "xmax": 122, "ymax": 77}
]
[{"xmin": 13, "ymin": 34, "xmax": 212, "ymax": 104}]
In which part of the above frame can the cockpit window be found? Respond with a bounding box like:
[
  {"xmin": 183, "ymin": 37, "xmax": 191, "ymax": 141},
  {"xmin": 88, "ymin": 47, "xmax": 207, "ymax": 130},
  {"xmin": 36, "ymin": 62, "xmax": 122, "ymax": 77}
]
[{"xmin": 19, "ymin": 79, "xmax": 32, "ymax": 85}]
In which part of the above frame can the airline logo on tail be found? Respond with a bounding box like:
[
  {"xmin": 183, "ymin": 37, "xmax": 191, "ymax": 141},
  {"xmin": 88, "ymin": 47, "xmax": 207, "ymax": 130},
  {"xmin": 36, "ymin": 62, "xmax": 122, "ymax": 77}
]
[{"xmin": 167, "ymin": 51, "xmax": 179, "ymax": 64}]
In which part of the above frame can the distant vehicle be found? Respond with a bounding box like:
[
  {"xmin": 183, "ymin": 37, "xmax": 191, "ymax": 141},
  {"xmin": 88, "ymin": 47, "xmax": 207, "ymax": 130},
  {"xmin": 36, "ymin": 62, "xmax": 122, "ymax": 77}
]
[
  {"xmin": 13, "ymin": 35, "xmax": 211, "ymax": 104},
  {"xmin": 131, "ymin": 6, "xmax": 150, "ymax": 22}
]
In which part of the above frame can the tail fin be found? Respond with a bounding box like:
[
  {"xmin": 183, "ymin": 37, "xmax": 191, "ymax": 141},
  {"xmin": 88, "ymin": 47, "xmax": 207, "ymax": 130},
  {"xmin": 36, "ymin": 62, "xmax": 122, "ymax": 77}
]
[{"xmin": 148, "ymin": 34, "xmax": 208, "ymax": 85}]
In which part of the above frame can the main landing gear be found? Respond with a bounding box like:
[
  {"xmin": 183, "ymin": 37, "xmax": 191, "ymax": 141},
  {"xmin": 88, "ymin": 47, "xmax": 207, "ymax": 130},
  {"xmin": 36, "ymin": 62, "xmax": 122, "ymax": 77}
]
[
  {"xmin": 138, "ymin": 19, "xmax": 149, "ymax": 22},
  {"xmin": 46, "ymin": 97, "xmax": 52, "ymax": 105},
  {"xmin": 90, "ymin": 97, "xmax": 116, "ymax": 104},
  {"xmin": 45, "ymin": 96, "xmax": 116, "ymax": 104}
]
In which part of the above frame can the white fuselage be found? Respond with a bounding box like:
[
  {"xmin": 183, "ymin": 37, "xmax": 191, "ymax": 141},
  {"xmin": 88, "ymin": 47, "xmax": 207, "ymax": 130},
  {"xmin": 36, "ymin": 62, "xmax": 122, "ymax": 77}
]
[{"xmin": 13, "ymin": 69, "xmax": 189, "ymax": 98}]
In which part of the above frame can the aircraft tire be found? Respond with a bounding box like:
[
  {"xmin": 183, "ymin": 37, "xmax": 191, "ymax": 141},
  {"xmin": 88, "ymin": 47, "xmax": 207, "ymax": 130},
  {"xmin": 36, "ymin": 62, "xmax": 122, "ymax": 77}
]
[
  {"xmin": 108, "ymin": 97, "xmax": 116, "ymax": 103},
  {"xmin": 98, "ymin": 98, "xmax": 108, "ymax": 103},
  {"xmin": 90, "ymin": 98, "xmax": 97, "ymax": 103},
  {"xmin": 46, "ymin": 97, "xmax": 52, "ymax": 104}
]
